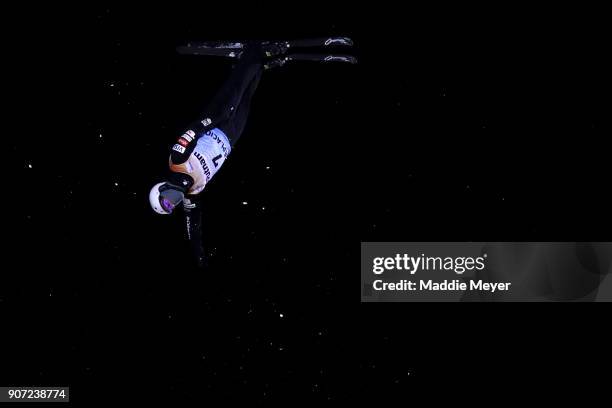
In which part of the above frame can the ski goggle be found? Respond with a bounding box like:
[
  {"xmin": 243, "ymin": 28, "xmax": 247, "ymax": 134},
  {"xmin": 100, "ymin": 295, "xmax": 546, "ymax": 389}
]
[
  {"xmin": 159, "ymin": 185, "xmax": 185, "ymax": 214},
  {"xmin": 161, "ymin": 197, "xmax": 177, "ymax": 213}
]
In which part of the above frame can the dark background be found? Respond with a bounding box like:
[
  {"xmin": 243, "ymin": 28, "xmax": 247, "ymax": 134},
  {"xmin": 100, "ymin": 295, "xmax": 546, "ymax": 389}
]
[{"xmin": 3, "ymin": 3, "xmax": 610, "ymax": 404}]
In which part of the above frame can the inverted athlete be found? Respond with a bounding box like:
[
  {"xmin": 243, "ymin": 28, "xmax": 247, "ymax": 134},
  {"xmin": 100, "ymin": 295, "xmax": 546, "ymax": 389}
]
[{"xmin": 149, "ymin": 39, "xmax": 355, "ymax": 266}]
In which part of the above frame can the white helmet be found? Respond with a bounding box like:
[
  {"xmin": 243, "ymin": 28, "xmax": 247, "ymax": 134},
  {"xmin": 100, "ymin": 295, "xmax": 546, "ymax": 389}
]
[{"xmin": 149, "ymin": 182, "xmax": 185, "ymax": 215}]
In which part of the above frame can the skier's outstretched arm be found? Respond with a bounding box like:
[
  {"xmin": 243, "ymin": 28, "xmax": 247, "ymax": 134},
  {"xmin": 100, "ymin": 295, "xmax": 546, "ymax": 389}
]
[{"xmin": 183, "ymin": 197, "xmax": 206, "ymax": 268}]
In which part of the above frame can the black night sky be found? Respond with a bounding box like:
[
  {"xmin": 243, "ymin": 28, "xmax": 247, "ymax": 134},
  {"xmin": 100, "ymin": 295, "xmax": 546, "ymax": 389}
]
[{"xmin": 3, "ymin": 4, "xmax": 610, "ymax": 404}]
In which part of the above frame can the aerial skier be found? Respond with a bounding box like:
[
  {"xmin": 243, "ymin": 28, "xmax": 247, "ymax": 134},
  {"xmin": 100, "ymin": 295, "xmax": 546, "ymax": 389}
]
[{"xmin": 149, "ymin": 38, "xmax": 356, "ymax": 267}]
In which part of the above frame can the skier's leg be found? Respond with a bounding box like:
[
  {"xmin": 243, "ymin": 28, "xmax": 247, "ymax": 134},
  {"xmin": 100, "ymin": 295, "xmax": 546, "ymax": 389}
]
[
  {"xmin": 201, "ymin": 44, "xmax": 264, "ymax": 127},
  {"xmin": 218, "ymin": 68, "xmax": 263, "ymax": 146},
  {"xmin": 172, "ymin": 44, "xmax": 264, "ymax": 165}
]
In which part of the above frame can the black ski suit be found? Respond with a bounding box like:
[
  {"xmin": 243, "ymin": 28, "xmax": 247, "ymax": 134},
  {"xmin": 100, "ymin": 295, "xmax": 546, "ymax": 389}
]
[{"xmin": 167, "ymin": 45, "xmax": 264, "ymax": 267}]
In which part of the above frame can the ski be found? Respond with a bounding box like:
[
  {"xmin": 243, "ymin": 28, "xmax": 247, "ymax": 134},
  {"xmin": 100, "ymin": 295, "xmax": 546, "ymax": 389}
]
[
  {"xmin": 264, "ymin": 54, "xmax": 357, "ymax": 70},
  {"xmin": 176, "ymin": 42, "xmax": 244, "ymax": 58},
  {"xmin": 286, "ymin": 37, "xmax": 354, "ymax": 48},
  {"xmin": 285, "ymin": 54, "xmax": 357, "ymax": 64},
  {"xmin": 176, "ymin": 37, "xmax": 355, "ymax": 59}
]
